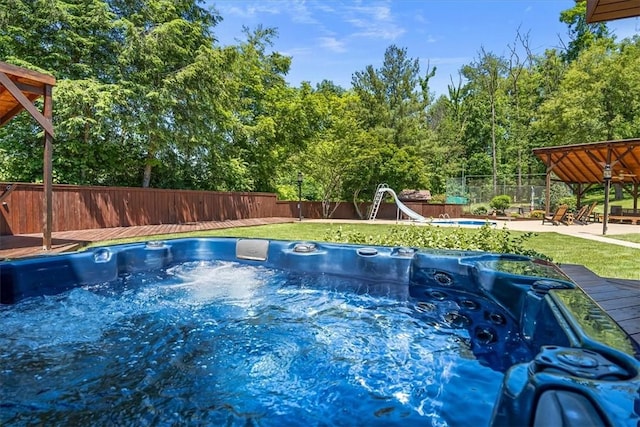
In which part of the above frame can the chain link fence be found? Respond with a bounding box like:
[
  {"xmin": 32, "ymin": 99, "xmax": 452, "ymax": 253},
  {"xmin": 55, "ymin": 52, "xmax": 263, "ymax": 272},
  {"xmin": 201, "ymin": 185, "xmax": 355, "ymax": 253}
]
[{"xmin": 446, "ymin": 175, "xmax": 558, "ymax": 212}]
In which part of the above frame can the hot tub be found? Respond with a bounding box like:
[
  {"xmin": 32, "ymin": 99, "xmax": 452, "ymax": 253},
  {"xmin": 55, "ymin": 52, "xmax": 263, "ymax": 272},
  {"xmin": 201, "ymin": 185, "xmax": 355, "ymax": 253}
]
[{"xmin": 1, "ymin": 238, "xmax": 639, "ymax": 426}]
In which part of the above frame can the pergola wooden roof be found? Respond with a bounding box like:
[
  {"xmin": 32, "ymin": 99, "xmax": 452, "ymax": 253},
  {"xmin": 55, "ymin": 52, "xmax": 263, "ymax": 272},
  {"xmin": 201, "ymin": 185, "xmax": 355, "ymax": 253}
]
[
  {"xmin": 533, "ymin": 139, "xmax": 640, "ymax": 234},
  {"xmin": 533, "ymin": 139, "xmax": 640, "ymax": 185},
  {"xmin": 0, "ymin": 61, "xmax": 55, "ymax": 249},
  {"xmin": 587, "ymin": 0, "xmax": 640, "ymax": 23}
]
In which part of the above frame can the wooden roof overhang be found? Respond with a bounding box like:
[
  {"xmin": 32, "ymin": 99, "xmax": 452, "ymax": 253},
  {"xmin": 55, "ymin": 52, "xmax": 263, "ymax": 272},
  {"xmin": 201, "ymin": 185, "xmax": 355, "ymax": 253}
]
[
  {"xmin": 533, "ymin": 139, "xmax": 640, "ymax": 186},
  {"xmin": 0, "ymin": 61, "xmax": 55, "ymax": 249},
  {"xmin": 533, "ymin": 139, "xmax": 640, "ymax": 234},
  {"xmin": 587, "ymin": 0, "xmax": 640, "ymax": 23}
]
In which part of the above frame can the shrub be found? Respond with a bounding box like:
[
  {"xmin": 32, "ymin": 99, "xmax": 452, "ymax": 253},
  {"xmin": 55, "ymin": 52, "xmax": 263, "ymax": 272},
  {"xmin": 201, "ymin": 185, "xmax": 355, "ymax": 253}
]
[
  {"xmin": 490, "ymin": 195, "xmax": 511, "ymax": 213},
  {"xmin": 558, "ymin": 196, "xmax": 577, "ymax": 212},
  {"xmin": 530, "ymin": 210, "xmax": 545, "ymax": 219},
  {"xmin": 550, "ymin": 183, "xmax": 573, "ymax": 211},
  {"xmin": 323, "ymin": 224, "xmax": 548, "ymax": 260},
  {"xmin": 472, "ymin": 206, "xmax": 488, "ymax": 215},
  {"xmin": 430, "ymin": 194, "xmax": 446, "ymax": 204}
]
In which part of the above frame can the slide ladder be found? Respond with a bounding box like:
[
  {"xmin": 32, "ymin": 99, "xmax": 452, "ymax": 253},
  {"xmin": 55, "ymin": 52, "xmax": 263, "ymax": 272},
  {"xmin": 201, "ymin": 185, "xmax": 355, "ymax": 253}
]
[
  {"xmin": 368, "ymin": 184, "xmax": 427, "ymax": 222},
  {"xmin": 368, "ymin": 183, "xmax": 389, "ymax": 220}
]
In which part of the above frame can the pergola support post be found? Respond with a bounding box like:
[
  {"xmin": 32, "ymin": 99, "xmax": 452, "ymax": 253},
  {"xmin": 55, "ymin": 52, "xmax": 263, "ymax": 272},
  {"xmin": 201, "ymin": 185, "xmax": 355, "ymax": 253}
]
[
  {"xmin": 43, "ymin": 85, "xmax": 53, "ymax": 249},
  {"xmin": 545, "ymin": 154, "xmax": 552, "ymax": 214},
  {"xmin": 0, "ymin": 62, "xmax": 56, "ymax": 250},
  {"xmin": 603, "ymin": 177, "xmax": 610, "ymax": 235},
  {"xmin": 603, "ymin": 150, "xmax": 612, "ymax": 236}
]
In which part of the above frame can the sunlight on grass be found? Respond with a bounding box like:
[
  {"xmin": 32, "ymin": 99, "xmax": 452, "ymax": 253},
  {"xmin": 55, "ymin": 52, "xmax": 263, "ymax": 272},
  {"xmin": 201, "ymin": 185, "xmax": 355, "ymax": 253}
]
[
  {"xmin": 608, "ymin": 233, "xmax": 640, "ymax": 244},
  {"xmin": 88, "ymin": 223, "xmax": 640, "ymax": 280}
]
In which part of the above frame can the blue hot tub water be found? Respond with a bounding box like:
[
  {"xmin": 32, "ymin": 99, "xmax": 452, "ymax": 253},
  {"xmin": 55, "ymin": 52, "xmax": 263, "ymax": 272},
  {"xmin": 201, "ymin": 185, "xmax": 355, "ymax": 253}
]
[{"xmin": 1, "ymin": 238, "xmax": 639, "ymax": 426}]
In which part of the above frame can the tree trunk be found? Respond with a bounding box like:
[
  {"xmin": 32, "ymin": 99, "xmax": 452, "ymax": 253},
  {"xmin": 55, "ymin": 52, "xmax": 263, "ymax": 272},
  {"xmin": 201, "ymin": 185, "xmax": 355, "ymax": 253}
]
[
  {"xmin": 142, "ymin": 151, "xmax": 153, "ymax": 188},
  {"xmin": 352, "ymin": 188, "xmax": 364, "ymax": 219},
  {"xmin": 491, "ymin": 100, "xmax": 497, "ymax": 194}
]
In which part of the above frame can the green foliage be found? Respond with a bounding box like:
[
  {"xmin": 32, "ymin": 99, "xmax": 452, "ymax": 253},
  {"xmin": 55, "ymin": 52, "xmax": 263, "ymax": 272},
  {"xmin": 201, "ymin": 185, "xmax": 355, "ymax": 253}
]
[
  {"xmin": 558, "ymin": 196, "xmax": 578, "ymax": 212},
  {"xmin": 549, "ymin": 183, "xmax": 575, "ymax": 211},
  {"xmin": 472, "ymin": 206, "xmax": 488, "ymax": 215},
  {"xmin": 530, "ymin": 210, "xmax": 545, "ymax": 219},
  {"xmin": 323, "ymin": 224, "xmax": 547, "ymax": 259},
  {"xmin": 490, "ymin": 195, "xmax": 511, "ymax": 212},
  {"xmin": 430, "ymin": 194, "xmax": 446, "ymax": 204},
  {"xmin": 1, "ymin": 0, "xmax": 638, "ymax": 209},
  {"xmin": 348, "ymin": 45, "xmax": 433, "ymax": 203},
  {"xmin": 559, "ymin": 0, "xmax": 614, "ymax": 62}
]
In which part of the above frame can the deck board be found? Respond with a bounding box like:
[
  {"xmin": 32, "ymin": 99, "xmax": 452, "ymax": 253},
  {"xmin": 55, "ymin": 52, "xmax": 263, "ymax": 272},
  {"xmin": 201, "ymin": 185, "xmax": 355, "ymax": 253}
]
[
  {"xmin": 560, "ymin": 264, "xmax": 640, "ymax": 347},
  {"xmin": 0, "ymin": 217, "xmax": 295, "ymax": 259}
]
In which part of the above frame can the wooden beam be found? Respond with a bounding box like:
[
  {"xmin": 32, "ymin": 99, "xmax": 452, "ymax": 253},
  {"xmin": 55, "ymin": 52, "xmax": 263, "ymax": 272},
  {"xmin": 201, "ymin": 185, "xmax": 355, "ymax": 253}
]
[
  {"xmin": 0, "ymin": 183, "xmax": 17, "ymax": 204},
  {"xmin": 43, "ymin": 85, "xmax": 53, "ymax": 250},
  {"xmin": 0, "ymin": 61, "xmax": 56, "ymax": 86},
  {"xmin": 13, "ymin": 80, "xmax": 46, "ymax": 96},
  {"xmin": 545, "ymin": 153, "xmax": 552, "ymax": 214},
  {"xmin": 603, "ymin": 148, "xmax": 612, "ymax": 235},
  {"xmin": 0, "ymin": 71, "xmax": 54, "ymax": 136},
  {"xmin": 587, "ymin": 0, "xmax": 640, "ymax": 22},
  {"xmin": 0, "ymin": 93, "xmax": 39, "ymax": 126}
]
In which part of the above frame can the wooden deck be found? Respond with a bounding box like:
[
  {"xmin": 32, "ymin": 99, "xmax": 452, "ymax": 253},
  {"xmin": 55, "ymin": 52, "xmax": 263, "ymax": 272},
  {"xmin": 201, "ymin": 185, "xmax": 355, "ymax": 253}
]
[
  {"xmin": 1, "ymin": 222, "xmax": 638, "ymax": 348},
  {"xmin": 560, "ymin": 264, "xmax": 640, "ymax": 347},
  {"xmin": 0, "ymin": 217, "xmax": 296, "ymax": 259}
]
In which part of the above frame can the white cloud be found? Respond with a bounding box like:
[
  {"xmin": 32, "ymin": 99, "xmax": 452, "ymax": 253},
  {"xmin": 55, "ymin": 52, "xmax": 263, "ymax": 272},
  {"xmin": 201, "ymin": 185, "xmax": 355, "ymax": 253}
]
[
  {"xmin": 288, "ymin": 0, "xmax": 319, "ymax": 25},
  {"xmin": 344, "ymin": 3, "xmax": 406, "ymax": 40},
  {"xmin": 221, "ymin": 3, "xmax": 282, "ymax": 18},
  {"xmin": 318, "ymin": 36, "xmax": 348, "ymax": 53}
]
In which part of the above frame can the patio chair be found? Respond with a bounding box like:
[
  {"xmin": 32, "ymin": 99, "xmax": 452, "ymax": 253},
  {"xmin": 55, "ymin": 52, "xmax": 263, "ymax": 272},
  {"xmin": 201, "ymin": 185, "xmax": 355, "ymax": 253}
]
[
  {"xmin": 542, "ymin": 204, "xmax": 568, "ymax": 226},
  {"xmin": 575, "ymin": 201, "xmax": 598, "ymax": 225},
  {"xmin": 572, "ymin": 205, "xmax": 589, "ymax": 225}
]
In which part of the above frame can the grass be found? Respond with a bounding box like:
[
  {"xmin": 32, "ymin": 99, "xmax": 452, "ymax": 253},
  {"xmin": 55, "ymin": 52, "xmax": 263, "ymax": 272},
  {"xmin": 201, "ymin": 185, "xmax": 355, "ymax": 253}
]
[
  {"xmin": 525, "ymin": 233, "xmax": 640, "ymax": 279},
  {"xmin": 89, "ymin": 222, "xmax": 640, "ymax": 280},
  {"xmin": 609, "ymin": 234, "xmax": 640, "ymax": 244}
]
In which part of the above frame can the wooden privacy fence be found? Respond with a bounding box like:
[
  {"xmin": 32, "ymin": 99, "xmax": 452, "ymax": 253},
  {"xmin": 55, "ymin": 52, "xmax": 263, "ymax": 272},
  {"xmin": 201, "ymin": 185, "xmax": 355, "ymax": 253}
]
[
  {"xmin": 0, "ymin": 183, "xmax": 464, "ymax": 235},
  {"xmin": 283, "ymin": 201, "xmax": 463, "ymax": 220},
  {"xmin": 0, "ymin": 183, "xmax": 278, "ymax": 235}
]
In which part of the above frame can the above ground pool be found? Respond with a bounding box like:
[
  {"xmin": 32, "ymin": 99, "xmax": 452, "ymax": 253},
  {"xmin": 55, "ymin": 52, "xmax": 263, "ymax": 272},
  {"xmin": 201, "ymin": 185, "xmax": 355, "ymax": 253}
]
[{"xmin": 1, "ymin": 238, "xmax": 639, "ymax": 426}]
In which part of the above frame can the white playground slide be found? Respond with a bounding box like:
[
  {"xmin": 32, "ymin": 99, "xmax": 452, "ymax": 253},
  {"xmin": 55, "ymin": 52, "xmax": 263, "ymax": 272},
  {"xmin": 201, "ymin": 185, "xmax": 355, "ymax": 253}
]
[{"xmin": 370, "ymin": 185, "xmax": 427, "ymax": 222}]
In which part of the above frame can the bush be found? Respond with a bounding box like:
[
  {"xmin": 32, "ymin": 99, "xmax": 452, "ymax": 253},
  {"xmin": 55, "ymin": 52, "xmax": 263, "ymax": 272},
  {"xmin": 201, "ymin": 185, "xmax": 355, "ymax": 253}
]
[
  {"xmin": 430, "ymin": 194, "xmax": 446, "ymax": 204},
  {"xmin": 490, "ymin": 195, "xmax": 511, "ymax": 213},
  {"xmin": 549, "ymin": 183, "xmax": 574, "ymax": 211},
  {"xmin": 530, "ymin": 210, "xmax": 545, "ymax": 219},
  {"xmin": 557, "ymin": 196, "xmax": 577, "ymax": 212},
  {"xmin": 472, "ymin": 206, "xmax": 488, "ymax": 215},
  {"xmin": 323, "ymin": 224, "xmax": 548, "ymax": 260}
]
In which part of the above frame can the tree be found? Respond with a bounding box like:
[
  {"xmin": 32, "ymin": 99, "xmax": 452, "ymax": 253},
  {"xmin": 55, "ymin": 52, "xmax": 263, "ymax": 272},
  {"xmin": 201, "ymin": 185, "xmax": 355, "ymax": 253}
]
[
  {"xmin": 559, "ymin": 0, "xmax": 613, "ymax": 62},
  {"xmin": 461, "ymin": 48, "xmax": 508, "ymax": 193},
  {"xmin": 223, "ymin": 27, "xmax": 323, "ymax": 193},
  {"xmin": 349, "ymin": 45, "xmax": 433, "ymax": 209},
  {"xmin": 0, "ymin": 0, "xmax": 127, "ymax": 184},
  {"xmin": 427, "ymin": 76, "xmax": 467, "ymax": 194},
  {"xmin": 115, "ymin": 0, "xmax": 222, "ymax": 187},
  {"xmin": 534, "ymin": 37, "xmax": 640, "ymax": 147}
]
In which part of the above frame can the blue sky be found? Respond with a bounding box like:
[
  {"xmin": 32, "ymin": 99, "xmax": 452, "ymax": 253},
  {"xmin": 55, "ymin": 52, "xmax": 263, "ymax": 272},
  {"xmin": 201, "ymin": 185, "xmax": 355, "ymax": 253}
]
[{"xmin": 209, "ymin": 1, "xmax": 639, "ymax": 97}]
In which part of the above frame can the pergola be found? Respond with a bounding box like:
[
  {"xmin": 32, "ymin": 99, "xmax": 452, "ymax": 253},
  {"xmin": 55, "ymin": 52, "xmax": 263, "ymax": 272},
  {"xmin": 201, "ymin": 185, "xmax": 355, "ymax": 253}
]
[
  {"xmin": 587, "ymin": 0, "xmax": 640, "ymax": 23},
  {"xmin": 533, "ymin": 139, "xmax": 640, "ymax": 234},
  {"xmin": 0, "ymin": 61, "xmax": 56, "ymax": 249}
]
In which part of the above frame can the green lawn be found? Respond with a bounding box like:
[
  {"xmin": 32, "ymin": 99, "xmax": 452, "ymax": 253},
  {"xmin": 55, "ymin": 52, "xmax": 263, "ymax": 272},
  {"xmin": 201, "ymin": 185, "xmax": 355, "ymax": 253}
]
[
  {"xmin": 609, "ymin": 233, "xmax": 640, "ymax": 244},
  {"xmin": 89, "ymin": 223, "xmax": 640, "ymax": 280}
]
